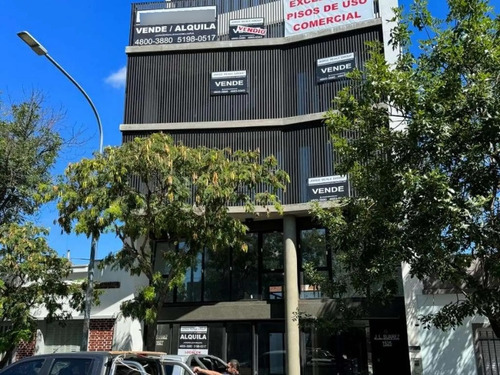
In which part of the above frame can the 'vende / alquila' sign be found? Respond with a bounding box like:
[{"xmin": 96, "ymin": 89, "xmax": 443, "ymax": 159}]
[
  {"xmin": 133, "ymin": 6, "xmax": 217, "ymax": 45},
  {"xmin": 210, "ymin": 71, "xmax": 248, "ymax": 95},
  {"xmin": 307, "ymin": 175, "xmax": 348, "ymax": 201},
  {"xmin": 316, "ymin": 52, "xmax": 355, "ymax": 83},
  {"xmin": 284, "ymin": 0, "xmax": 374, "ymax": 37},
  {"xmin": 229, "ymin": 18, "xmax": 267, "ymax": 40},
  {"xmin": 178, "ymin": 326, "xmax": 209, "ymax": 355}
]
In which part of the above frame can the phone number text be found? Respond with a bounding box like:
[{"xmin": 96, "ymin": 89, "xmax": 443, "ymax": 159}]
[{"xmin": 134, "ymin": 35, "xmax": 217, "ymax": 45}]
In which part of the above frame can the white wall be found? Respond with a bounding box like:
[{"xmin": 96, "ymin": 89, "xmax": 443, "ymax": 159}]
[
  {"xmin": 32, "ymin": 261, "xmax": 148, "ymax": 352},
  {"xmin": 403, "ymin": 267, "xmax": 488, "ymax": 375},
  {"xmin": 417, "ymin": 294, "xmax": 485, "ymax": 375}
]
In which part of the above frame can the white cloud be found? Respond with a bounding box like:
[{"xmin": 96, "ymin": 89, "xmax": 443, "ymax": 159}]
[{"xmin": 105, "ymin": 66, "xmax": 127, "ymax": 89}]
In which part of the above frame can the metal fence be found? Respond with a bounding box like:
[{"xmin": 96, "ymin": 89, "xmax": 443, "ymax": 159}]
[{"xmin": 476, "ymin": 326, "xmax": 500, "ymax": 375}]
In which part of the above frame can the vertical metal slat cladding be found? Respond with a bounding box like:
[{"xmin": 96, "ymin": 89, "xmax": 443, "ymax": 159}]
[
  {"xmin": 125, "ymin": 27, "xmax": 381, "ymax": 124},
  {"xmin": 125, "ymin": 1, "xmax": 384, "ymax": 205},
  {"xmin": 123, "ymin": 122, "xmax": 329, "ymax": 205}
]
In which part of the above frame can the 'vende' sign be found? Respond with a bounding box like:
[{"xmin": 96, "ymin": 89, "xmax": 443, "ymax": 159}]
[
  {"xmin": 316, "ymin": 52, "xmax": 355, "ymax": 83},
  {"xmin": 284, "ymin": 0, "xmax": 374, "ymax": 37},
  {"xmin": 307, "ymin": 175, "xmax": 348, "ymax": 201},
  {"xmin": 210, "ymin": 71, "xmax": 248, "ymax": 95}
]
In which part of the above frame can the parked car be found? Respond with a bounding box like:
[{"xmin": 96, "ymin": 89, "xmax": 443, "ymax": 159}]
[
  {"xmin": 159, "ymin": 354, "xmax": 227, "ymax": 375},
  {"xmin": 0, "ymin": 351, "xmax": 196, "ymax": 375}
]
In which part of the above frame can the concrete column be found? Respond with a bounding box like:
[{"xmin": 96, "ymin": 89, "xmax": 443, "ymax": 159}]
[{"xmin": 284, "ymin": 215, "xmax": 300, "ymax": 375}]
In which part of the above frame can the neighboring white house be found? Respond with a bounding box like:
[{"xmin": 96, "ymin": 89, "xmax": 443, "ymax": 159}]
[
  {"xmin": 18, "ymin": 258, "xmax": 148, "ymax": 358},
  {"xmin": 403, "ymin": 264, "xmax": 496, "ymax": 375}
]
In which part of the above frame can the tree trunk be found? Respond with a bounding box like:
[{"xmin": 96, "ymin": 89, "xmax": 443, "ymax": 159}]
[
  {"xmin": 0, "ymin": 347, "xmax": 14, "ymax": 369},
  {"xmin": 144, "ymin": 321, "xmax": 158, "ymax": 351}
]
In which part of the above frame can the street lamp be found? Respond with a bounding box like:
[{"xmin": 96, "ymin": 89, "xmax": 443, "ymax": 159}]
[{"xmin": 18, "ymin": 30, "xmax": 103, "ymax": 352}]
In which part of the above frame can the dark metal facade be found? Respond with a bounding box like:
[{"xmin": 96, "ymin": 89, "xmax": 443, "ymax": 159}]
[
  {"xmin": 124, "ymin": 2, "xmax": 384, "ymax": 205},
  {"xmin": 122, "ymin": 121, "xmax": 337, "ymax": 205},
  {"xmin": 124, "ymin": 26, "xmax": 382, "ymax": 124}
]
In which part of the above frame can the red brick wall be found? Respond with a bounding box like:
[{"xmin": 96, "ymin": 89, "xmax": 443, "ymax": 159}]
[
  {"xmin": 88, "ymin": 319, "xmax": 115, "ymax": 351},
  {"xmin": 16, "ymin": 338, "xmax": 36, "ymax": 360}
]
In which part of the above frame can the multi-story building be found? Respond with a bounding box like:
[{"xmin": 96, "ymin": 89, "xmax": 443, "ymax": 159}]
[{"xmin": 121, "ymin": 1, "xmax": 410, "ymax": 374}]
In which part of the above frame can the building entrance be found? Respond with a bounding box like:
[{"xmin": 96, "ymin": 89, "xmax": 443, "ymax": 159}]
[{"xmin": 156, "ymin": 319, "xmax": 411, "ymax": 375}]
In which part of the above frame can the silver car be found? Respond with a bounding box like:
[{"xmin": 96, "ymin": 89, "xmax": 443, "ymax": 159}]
[{"xmin": 159, "ymin": 354, "xmax": 227, "ymax": 375}]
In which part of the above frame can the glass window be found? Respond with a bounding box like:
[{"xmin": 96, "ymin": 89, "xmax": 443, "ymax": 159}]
[
  {"xmin": 155, "ymin": 323, "xmax": 171, "ymax": 353},
  {"xmin": 301, "ymin": 270, "xmax": 328, "ymax": 299},
  {"xmin": 262, "ymin": 273, "xmax": 283, "ymax": 300},
  {"xmin": 262, "ymin": 232, "xmax": 283, "ymax": 271},
  {"xmin": 257, "ymin": 324, "xmax": 285, "ymax": 375},
  {"xmin": 204, "ymin": 247, "xmax": 230, "ymax": 301},
  {"xmin": 177, "ymin": 243, "xmax": 202, "ymax": 302},
  {"xmin": 207, "ymin": 324, "xmax": 225, "ymax": 359},
  {"xmin": 232, "ymin": 233, "xmax": 259, "ymax": 300},
  {"xmin": 0, "ymin": 359, "xmax": 44, "ymax": 375},
  {"xmin": 300, "ymin": 228, "xmax": 327, "ymax": 268},
  {"xmin": 154, "ymin": 241, "xmax": 174, "ymax": 276},
  {"xmin": 154, "ymin": 241, "xmax": 175, "ymax": 303},
  {"xmin": 227, "ymin": 323, "xmax": 253, "ymax": 375},
  {"xmin": 49, "ymin": 359, "xmax": 92, "ymax": 375},
  {"xmin": 302, "ymin": 325, "xmax": 370, "ymax": 375},
  {"xmin": 300, "ymin": 228, "xmax": 329, "ymax": 299}
]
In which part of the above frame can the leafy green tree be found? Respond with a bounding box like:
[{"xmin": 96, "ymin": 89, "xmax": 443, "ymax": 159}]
[
  {"xmin": 57, "ymin": 133, "xmax": 289, "ymax": 349},
  {"xmin": 0, "ymin": 93, "xmax": 62, "ymax": 223},
  {"xmin": 314, "ymin": 0, "xmax": 500, "ymax": 336},
  {"xmin": 0, "ymin": 93, "xmax": 83, "ymax": 366},
  {"xmin": 0, "ymin": 224, "xmax": 79, "ymax": 367}
]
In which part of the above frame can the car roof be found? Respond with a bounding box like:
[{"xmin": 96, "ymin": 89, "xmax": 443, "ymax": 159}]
[
  {"xmin": 110, "ymin": 351, "xmax": 167, "ymax": 358},
  {"xmin": 19, "ymin": 352, "xmax": 114, "ymax": 359},
  {"xmin": 160, "ymin": 355, "xmax": 190, "ymax": 361},
  {"xmin": 5, "ymin": 351, "xmax": 165, "ymax": 363}
]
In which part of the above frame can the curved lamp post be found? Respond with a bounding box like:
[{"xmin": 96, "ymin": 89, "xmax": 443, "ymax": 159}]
[{"xmin": 17, "ymin": 30, "xmax": 103, "ymax": 352}]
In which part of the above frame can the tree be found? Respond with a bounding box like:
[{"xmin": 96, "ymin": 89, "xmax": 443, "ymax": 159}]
[
  {"xmin": 0, "ymin": 224, "xmax": 79, "ymax": 367},
  {"xmin": 312, "ymin": 0, "xmax": 500, "ymax": 336},
  {"xmin": 57, "ymin": 133, "xmax": 289, "ymax": 350},
  {"xmin": 0, "ymin": 93, "xmax": 62, "ymax": 224},
  {"xmin": 0, "ymin": 93, "xmax": 83, "ymax": 366}
]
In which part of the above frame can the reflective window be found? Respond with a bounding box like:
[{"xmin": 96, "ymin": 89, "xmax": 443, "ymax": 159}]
[
  {"xmin": 301, "ymin": 228, "xmax": 327, "ymax": 267},
  {"xmin": 258, "ymin": 324, "xmax": 285, "ymax": 375},
  {"xmin": 300, "ymin": 228, "xmax": 329, "ymax": 299},
  {"xmin": 262, "ymin": 232, "xmax": 283, "ymax": 270},
  {"xmin": 204, "ymin": 247, "xmax": 230, "ymax": 301},
  {"xmin": 177, "ymin": 243, "xmax": 202, "ymax": 302},
  {"xmin": 154, "ymin": 241, "xmax": 174, "ymax": 276},
  {"xmin": 227, "ymin": 323, "xmax": 253, "ymax": 375},
  {"xmin": 302, "ymin": 325, "xmax": 370, "ymax": 375},
  {"xmin": 49, "ymin": 359, "xmax": 92, "ymax": 375},
  {"xmin": 232, "ymin": 233, "xmax": 259, "ymax": 300},
  {"xmin": 262, "ymin": 273, "xmax": 283, "ymax": 300},
  {"xmin": 0, "ymin": 359, "xmax": 44, "ymax": 375},
  {"xmin": 154, "ymin": 241, "xmax": 175, "ymax": 303}
]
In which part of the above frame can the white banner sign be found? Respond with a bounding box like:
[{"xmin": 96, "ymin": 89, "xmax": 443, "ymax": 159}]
[
  {"xmin": 178, "ymin": 326, "xmax": 209, "ymax": 355},
  {"xmin": 284, "ymin": 0, "xmax": 375, "ymax": 37}
]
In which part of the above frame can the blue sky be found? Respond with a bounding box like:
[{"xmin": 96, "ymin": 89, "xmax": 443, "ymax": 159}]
[
  {"xmin": 1, "ymin": 0, "xmax": 495, "ymax": 264},
  {"xmin": 3, "ymin": 1, "xmax": 130, "ymax": 263}
]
